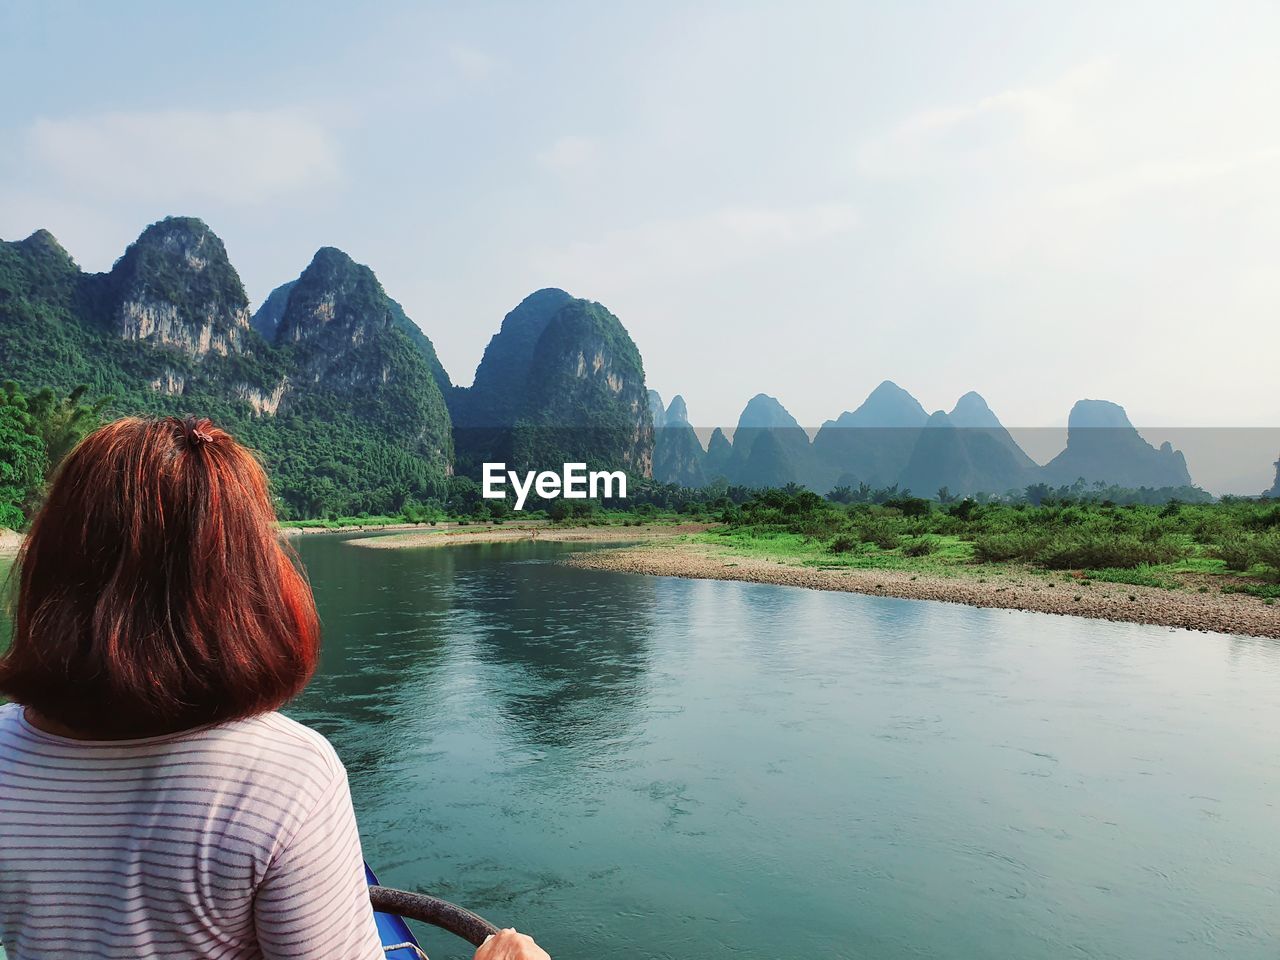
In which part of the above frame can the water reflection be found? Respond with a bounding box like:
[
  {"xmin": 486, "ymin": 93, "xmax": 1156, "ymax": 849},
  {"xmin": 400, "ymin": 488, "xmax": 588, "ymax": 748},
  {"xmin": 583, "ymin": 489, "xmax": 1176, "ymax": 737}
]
[
  {"xmin": 460, "ymin": 546, "xmax": 657, "ymax": 751},
  {"xmin": 288, "ymin": 534, "xmax": 460, "ymax": 778},
  {"xmin": 289, "ymin": 537, "xmax": 660, "ymax": 791},
  {"xmin": 4, "ymin": 538, "xmax": 1279, "ymax": 960}
]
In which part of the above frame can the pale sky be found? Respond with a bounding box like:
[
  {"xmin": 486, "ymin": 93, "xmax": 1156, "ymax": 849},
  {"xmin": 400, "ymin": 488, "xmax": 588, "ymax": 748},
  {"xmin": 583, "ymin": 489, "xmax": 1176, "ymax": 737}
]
[{"xmin": 2, "ymin": 0, "xmax": 1278, "ymax": 433}]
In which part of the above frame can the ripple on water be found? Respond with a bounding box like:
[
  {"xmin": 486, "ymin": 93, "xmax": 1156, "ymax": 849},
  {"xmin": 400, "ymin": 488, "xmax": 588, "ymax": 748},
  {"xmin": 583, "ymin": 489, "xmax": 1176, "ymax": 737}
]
[{"xmin": 267, "ymin": 537, "xmax": 1280, "ymax": 960}]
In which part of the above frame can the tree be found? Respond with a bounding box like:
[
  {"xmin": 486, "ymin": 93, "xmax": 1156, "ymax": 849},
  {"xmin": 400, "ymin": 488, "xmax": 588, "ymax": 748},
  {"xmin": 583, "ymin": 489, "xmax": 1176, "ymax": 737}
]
[
  {"xmin": 828, "ymin": 485, "xmax": 855, "ymax": 504},
  {"xmin": 0, "ymin": 383, "xmax": 48, "ymax": 529},
  {"xmin": 1024, "ymin": 483, "xmax": 1052, "ymax": 507},
  {"xmin": 27, "ymin": 385, "xmax": 108, "ymax": 475},
  {"xmin": 446, "ymin": 475, "xmax": 482, "ymax": 517}
]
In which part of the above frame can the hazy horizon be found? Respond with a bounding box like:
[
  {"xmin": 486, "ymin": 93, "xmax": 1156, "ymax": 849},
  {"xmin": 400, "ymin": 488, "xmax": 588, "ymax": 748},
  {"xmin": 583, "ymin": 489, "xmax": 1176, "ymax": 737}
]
[{"xmin": 3, "ymin": 1, "xmax": 1278, "ymax": 432}]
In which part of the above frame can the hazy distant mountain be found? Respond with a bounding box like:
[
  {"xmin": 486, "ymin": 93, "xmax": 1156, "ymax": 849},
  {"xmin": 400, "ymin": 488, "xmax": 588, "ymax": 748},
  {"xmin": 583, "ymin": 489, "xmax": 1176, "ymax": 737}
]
[
  {"xmin": 1044, "ymin": 400, "xmax": 1191, "ymax": 489},
  {"xmin": 666, "ymin": 395, "xmax": 689, "ymax": 424},
  {"xmin": 250, "ymin": 279, "xmax": 295, "ymax": 340},
  {"xmin": 648, "ymin": 389, "xmax": 667, "ymax": 429},
  {"xmin": 947, "ymin": 390, "xmax": 1039, "ymax": 476},
  {"xmin": 653, "ymin": 393, "xmax": 707, "ymax": 487},
  {"xmin": 834, "ymin": 380, "xmax": 930, "ymax": 429},
  {"xmin": 900, "ymin": 394, "xmax": 1040, "ymax": 497},
  {"xmin": 740, "ymin": 431, "xmax": 795, "ymax": 488},
  {"xmin": 728, "ymin": 393, "xmax": 815, "ymax": 487},
  {"xmin": 1267, "ymin": 453, "xmax": 1280, "ymax": 498},
  {"xmin": 812, "ymin": 380, "xmax": 928, "ymax": 487},
  {"xmin": 947, "ymin": 391, "xmax": 1002, "ymax": 430},
  {"xmin": 735, "ymin": 393, "xmax": 806, "ymax": 432},
  {"xmin": 698, "ymin": 387, "xmax": 1198, "ymax": 498},
  {"xmin": 705, "ymin": 427, "xmax": 734, "ymax": 480}
]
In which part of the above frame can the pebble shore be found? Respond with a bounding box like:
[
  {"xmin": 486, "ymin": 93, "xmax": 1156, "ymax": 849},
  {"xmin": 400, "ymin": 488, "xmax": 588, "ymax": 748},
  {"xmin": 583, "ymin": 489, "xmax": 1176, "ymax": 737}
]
[
  {"xmin": 566, "ymin": 540, "xmax": 1280, "ymax": 639},
  {"xmin": 347, "ymin": 523, "xmax": 710, "ymax": 549}
]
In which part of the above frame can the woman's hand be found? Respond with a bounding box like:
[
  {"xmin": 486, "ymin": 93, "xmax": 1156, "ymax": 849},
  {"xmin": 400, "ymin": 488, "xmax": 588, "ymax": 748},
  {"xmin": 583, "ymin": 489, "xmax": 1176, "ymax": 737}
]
[{"xmin": 474, "ymin": 927, "xmax": 550, "ymax": 960}]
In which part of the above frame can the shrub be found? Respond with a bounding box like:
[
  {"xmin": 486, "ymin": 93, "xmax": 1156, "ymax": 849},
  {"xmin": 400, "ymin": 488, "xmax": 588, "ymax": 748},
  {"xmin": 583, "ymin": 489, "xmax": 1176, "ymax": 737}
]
[
  {"xmin": 903, "ymin": 537, "xmax": 938, "ymax": 557},
  {"xmin": 1244, "ymin": 507, "xmax": 1280, "ymax": 530},
  {"xmin": 973, "ymin": 531, "xmax": 1043, "ymax": 563},
  {"xmin": 884, "ymin": 496, "xmax": 931, "ymax": 517},
  {"xmin": 1256, "ymin": 531, "xmax": 1280, "ymax": 573},
  {"xmin": 718, "ymin": 504, "xmax": 743, "ymax": 524},
  {"xmin": 1214, "ymin": 534, "xmax": 1259, "ymax": 571},
  {"xmin": 828, "ymin": 535, "xmax": 857, "ymax": 554},
  {"xmin": 1037, "ymin": 533, "xmax": 1184, "ymax": 570},
  {"xmin": 794, "ymin": 514, "xmax": 843, "ymax": 539},
  {"xmin": 855, "ymin": 518, "xmax": 900, "ymax": 550}
]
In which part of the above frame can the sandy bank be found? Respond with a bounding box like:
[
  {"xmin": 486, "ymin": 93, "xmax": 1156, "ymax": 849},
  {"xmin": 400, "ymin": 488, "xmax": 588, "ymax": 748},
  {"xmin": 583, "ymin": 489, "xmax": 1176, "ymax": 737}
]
[
  {"xmin": 347, "ymin": 522, "xmax": 712, "ymax": 550},
  {"xmin": 283, "ymin": 521, "xmax": 468, "ymax": 538},
  {"xmin": 567, "ymin": 540, "xmax": 1280, "ymax": 640}
]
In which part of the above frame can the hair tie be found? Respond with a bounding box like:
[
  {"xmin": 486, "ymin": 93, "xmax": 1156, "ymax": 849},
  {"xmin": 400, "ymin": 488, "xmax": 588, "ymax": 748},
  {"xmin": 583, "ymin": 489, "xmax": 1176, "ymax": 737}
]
[{"xmin": 183, "ymin": 416, "xmax": 215, "ymax": 448}]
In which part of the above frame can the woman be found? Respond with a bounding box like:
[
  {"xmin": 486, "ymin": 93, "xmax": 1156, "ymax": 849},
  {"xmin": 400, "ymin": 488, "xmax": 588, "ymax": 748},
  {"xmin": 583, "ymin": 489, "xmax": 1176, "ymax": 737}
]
[{"xmin": 0, "ymin": 417, "xmax": 548, "ymax": 960}]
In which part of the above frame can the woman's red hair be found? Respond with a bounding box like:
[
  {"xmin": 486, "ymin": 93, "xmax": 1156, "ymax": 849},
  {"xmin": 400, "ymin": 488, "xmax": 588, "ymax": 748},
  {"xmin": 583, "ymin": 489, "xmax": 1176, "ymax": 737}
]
[{"xmin": 0, "ymin": 417, "xmax": 320, "ymax": 737}]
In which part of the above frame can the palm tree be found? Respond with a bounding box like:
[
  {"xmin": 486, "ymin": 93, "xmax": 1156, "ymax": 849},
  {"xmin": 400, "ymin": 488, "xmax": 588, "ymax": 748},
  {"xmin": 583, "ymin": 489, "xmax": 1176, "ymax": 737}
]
[{"xmin": 27, "ymin": 385, "xmax": 109, "ymax": 474}]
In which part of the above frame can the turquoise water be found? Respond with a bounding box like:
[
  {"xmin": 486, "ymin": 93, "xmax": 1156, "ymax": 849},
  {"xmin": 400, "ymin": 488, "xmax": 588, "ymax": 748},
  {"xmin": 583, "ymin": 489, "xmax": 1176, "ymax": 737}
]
[
  {"xmin": 285, "ymin": 535, "xmax": 1278, "ymax": 959},
  {"xmin": 3, "ymin": 537, "xmax": 1279, "ymax": 958}
]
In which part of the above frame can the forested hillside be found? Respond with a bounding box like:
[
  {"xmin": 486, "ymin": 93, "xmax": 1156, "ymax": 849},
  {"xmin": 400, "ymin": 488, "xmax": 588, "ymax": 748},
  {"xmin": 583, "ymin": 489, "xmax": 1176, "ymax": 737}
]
[
  {"xmin": 449, "ymin": 290, "xmax": 653, "ymax": 479},
  {"xmin": 0, "ymin": 218, "xmax": 453, "ymax": 518}
]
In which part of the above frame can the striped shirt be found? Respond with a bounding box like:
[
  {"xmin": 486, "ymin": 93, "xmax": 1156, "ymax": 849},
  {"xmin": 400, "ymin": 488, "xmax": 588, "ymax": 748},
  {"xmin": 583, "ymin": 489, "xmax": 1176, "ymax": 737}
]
[{"xmin": 0, "ymin": 703, "xmax": 384, "ymax": 959}]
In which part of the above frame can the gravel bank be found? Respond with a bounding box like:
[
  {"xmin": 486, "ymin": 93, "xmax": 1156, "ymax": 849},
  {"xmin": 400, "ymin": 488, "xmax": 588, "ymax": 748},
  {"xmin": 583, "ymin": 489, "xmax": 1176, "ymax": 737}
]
[
  {"xmin": 567, "ymin": 540, "xmax": 1280, "ymax": 639},
  {"xmin": 282, "ymin": 521, "xmax": 447, "ymax": 537},
  {"xmin": 347, "ymin": 522, "xmax": 712, "ymax": 550}
]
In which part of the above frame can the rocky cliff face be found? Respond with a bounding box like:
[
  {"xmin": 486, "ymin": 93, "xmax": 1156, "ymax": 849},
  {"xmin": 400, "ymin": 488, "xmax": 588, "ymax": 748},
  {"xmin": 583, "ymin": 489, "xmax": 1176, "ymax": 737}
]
[
  {"xmin": 515, "ymin": 298, "xmax": 653, "ymax": 476},
  {"xmin": 1044, "ymin": 400, "xmax": 1191, "ymax": 489},
  {"xmin": 267, "ymin": 247, "xmax": 453, "ymax": 467},
  {"xmin": 451, "ymin": 290, "xmax": 653, "ymax": 478},
  {"xmin": 102, "ymin": 217, "xmax": 252, "ymax": 357},
  {"xmin": 0, "ymin": 218, "xmax": 455, "ymax": 516}
]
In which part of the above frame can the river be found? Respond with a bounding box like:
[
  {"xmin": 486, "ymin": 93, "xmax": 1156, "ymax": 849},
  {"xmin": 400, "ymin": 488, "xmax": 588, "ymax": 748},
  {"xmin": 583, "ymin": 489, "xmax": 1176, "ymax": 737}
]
[{"xmin": 2, "ymin": 534, "xmax": 1279, "ymax": 958}]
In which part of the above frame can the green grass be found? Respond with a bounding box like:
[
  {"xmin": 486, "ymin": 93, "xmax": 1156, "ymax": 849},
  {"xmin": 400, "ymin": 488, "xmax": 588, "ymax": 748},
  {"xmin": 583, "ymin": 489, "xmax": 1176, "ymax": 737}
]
[
  {"xmin": 704, "ymin": 528, "xmax": 975, "ymax": 573},
  {"xmin": 705, "ymin": 491, "xmax": 1280, "ymax": 598},
  {"xmin": 1221, "ymin": 583, "xmax": 1280, "ymax": 600},
  {"xmin": 1081, "ymin": 566, "xmax": 1177, "ymax": 589}
]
